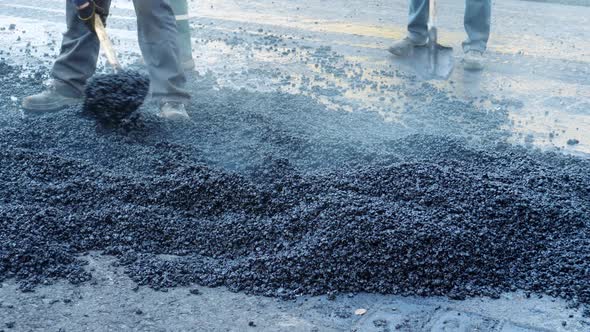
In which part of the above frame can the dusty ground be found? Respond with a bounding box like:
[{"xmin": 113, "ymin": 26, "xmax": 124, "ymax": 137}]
[
  {"xmin": 1, "ymin": 254, "xmax": 587, "ymax": 332},
  {"xmin": 0, "ymin": 0, "xmax": 589, "ymax": 331}
]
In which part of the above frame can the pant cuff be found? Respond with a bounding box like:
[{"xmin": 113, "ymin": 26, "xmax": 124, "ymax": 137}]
[
  {"xmin": 462, "ymin": 42, "xmax": 487, "ymax": 53},
  {"xmin": 51, "ymin": 79, "xmax": 84, "ymax": 98},
  {"xmin": 408, "ymin": 31, "xmax": 428, "ymax": 44}
]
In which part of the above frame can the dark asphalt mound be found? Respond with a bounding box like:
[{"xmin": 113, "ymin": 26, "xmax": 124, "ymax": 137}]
[
  {"xmin": 1, "ymin": 63, "xmax": 589, "ymax": 314},
  {"xmin": 83, "ymin": 71, "xmax": 150, "ymax": 125}
]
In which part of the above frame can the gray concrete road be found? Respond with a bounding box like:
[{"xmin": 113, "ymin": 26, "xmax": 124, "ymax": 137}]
[{"xmin": 0, "ymin": 0, "xmax": 589, "ymax": 331}]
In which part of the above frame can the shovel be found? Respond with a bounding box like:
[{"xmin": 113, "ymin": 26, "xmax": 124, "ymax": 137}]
[
  {"xmin": 426, "ymin": 0, "xmax": 454, "ymax": 79},
  {"xmin": 93, "ymin": 15, "xmax": 121, "ymax": 71}
]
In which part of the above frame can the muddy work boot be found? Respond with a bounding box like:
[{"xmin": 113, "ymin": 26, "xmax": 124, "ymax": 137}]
[
  {"xmin": 463, "ymin": 50, "xmax": 485, "ymax": 71},
  {"xmin": 388, "ymin": 37, "xmax": 427, "ymax": 56},
  {"xmin": 159, "ymin": 102, "xmax": 190, "ymax": 120},
  {"xmin": 22, "ymin": 85, "xmax": 81, "ymax": 112}
]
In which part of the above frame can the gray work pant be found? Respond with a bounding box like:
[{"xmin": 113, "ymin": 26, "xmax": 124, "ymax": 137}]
[
  {"xmin": 407, "ymin": 0, "xmax": 491, "ymax": 52},
  {"xmin": 51, "ymin": 0, "xmax": 190, "ymax": 103}
]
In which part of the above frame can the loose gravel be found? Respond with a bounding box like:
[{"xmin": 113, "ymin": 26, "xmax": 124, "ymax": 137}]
[
  {"xmin": 0, "ymin": 62, "xmax": 589, "ymax": 314},
  {"xmin": 83, "ymin": 71, "xmax": 150, "ymax": 125}
]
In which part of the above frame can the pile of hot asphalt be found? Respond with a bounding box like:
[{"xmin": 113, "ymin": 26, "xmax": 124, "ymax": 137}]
[
  {"xmin": 83, "ymin": 71, "xmax": 150, "ymax": 124},
  {"xmin": 0, "ymin": 62, "xmax": 589, "ymax": 312}
]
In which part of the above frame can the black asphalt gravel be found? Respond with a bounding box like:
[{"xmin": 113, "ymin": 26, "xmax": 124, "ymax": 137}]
[
  {"xmin": 83, "ymin": 71, "xmax": 150, "ymax": 125},
  {"xmin": 0, "ymin": 62, "xmax": 589, "ymax": 315}
]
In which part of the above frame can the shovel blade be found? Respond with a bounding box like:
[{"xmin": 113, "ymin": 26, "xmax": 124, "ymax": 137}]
[
  {"xmin": 391, "ymin": 44, "xmax": 454, "ymax": 80},
  {"xmin": 429, "ymin": 44, "xmax": 454, "ymax": 80}
]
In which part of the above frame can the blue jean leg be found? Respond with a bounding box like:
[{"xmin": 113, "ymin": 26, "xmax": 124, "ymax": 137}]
[
  {"xmin": 462, "ymin": 0, "xmax": 492, "ymax": 52},
  {"xmin": 407, "ymin": 0, "xmax": 491, "ymax": 52},
  {"xmin": 408, "ymin": 0, "xmax": 429, "ymax": 44}
]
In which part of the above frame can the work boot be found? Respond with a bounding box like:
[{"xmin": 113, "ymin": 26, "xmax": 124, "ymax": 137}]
[
  {"xmin": 388, "ymin": 37, "xmax": 427, "ymax": 56},
  {"xmin": 463, "ymin": 50, "xmax": 485, "ymax": 71},
  {"xmin": 159, "ymin": 102, "xmax": 190, "ymax": 120},
  {"xmin": 22, "ymin": 84, "xmax": 82, "ymax": 112}
]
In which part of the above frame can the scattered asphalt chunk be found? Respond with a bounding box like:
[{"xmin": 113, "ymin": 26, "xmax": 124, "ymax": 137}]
[
  {"xmin": 567, "ymin": 138, "xmax": 580, "ymax": 145},
  {"xmin": 336, "ymin": 311, "xmax": 351, "ymax": 319},
  {"xmin": 373, "ymin": 319, "xmax": 387, "ymax": 327}
]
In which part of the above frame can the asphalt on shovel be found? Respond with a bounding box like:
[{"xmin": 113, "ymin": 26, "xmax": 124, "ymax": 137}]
[
  {"xmin": 83, "ymin": 17, "xmax": 150, "ymax": 124},
  {"xmin": 425, "ymin": 0, "xmax": 454, "ymax": 79}
]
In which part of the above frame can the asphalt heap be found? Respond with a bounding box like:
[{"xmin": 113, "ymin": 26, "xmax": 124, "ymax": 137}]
[
  {"xmin": 0, "ymin": 62, "xmax": 589, "ymax": 313},
  {"xmin": 83, "ymin": 71, "xmax": 150, "ymax": 125}
]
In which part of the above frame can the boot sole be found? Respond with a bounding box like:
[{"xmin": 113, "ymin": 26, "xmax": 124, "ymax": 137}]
[
  {"xmin": 159, "ymin": 111, "xmax": 191, "ymax": 121},
  {"xmin": 21, "ymin": 99, "xmax": 81, "ymax": 112},
  {"xmin": 463, "ymin": 61, "xmax": 484, "ymax": 71},
  {"xmin": 388, "ymin": 44, "xmax": 427, "ymax": 57}
]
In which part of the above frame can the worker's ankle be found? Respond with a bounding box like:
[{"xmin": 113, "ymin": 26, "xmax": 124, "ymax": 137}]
[
  {"xmin": 407, "ymin": 33, "xmax": 428, "ymax": 45},
  {"xmin": 49, "ymin": 79, "xmax": 84, "ymax": 98}
]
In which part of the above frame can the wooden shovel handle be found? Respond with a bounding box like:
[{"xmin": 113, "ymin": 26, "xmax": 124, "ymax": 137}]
[{"xmin": 94, "ymin": 17, "xmax": 121, "ymax": 71}]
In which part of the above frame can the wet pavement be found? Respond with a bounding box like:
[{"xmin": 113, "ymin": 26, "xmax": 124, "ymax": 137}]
[
  {"xmin": 0, "ymin": 1, "xmax": 589, "ymax": 331},
  {"xmin": 0, "ymin": 0, "xmax": 589, "ymax": 154}
]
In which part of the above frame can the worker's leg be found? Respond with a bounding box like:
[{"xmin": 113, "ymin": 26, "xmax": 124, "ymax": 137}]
[
  {"xmin": 133, "ymin": 0, "xmax": 190, "ymax": 104},
  {"xmin": 51, "ymin": 0, "xmax": 111, "ymax": 97},
  {"xmin": 22, "ymin": 0, "xmax": 111, "ymax": 111},
  {"xmin": 408, "ymin": 0, "xmax": 430, "ymax": 44},
  {"xmin": 389, "ymin": 0, "xmax": 429, "ymax": 56},
  {"xmin": 462, "ymin": 0, "xmax": 491, "ymax": 52},
  {"xmin": 169, "ymin": 0, "xmax": 195, "ymax": 70}
]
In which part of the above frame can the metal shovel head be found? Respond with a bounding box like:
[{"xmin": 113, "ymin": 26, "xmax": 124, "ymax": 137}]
[
  {"xmin": 425, "ymin": 24, "xmax": 454, "ymax": 80},
  {"xmin": 393, "ymin": 45, "xmax": 454, "ymax": 81},
  {"xmin": 427, "ymin": 43, "xmax": 454, "ymax": 80}
]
